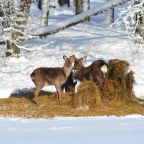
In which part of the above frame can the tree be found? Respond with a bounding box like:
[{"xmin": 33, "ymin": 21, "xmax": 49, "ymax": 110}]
[
  {"xmin": 58, "ymin": 0, "xmax": 70, "ymax": 7},
  {"xmin": 120, "ymin": 0, "xmax": 144, "ymax": 42},
  {"xmin": 75, "ymin": 0, "xmax": 83, "ymax": 15},
  {"xmin": 107, "ymin": 0, "xmax": 114, "ymax": 24},
  {"xmin": 0, "ymin": 0, "xmax": 32, "ymax": 56},
  {"xmin": 38, "ymin": 0, "xmax": 42, "ymax": 10},
  {"xmin": 134, "ymin": 1, "xmax": 144, "ymax": 40},
  {"xmin": 41, "ymin": 0, "xmax": 50, "ymax": 26},
  {"xmin": 86, "ymin": 0, "xmax": 90, "ymax": 21}
]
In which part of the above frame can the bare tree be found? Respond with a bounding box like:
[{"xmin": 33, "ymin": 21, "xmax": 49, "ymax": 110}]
[
  {"xmin": 38, "ymin": 0, "xmax": 42, "ymax": 10},
  {"xmin": 75, "ymin": 0, "xmax": 83, "ymax": 15},
  {"xmin": 41, "ymin": 0, "xmax": 50, "ymax": 26},
  {"xmin": 86, "ymin": 0, "xmax": 90, "ymax": 21},
  {"xmin": 107, "ymin": 0, "xmax": 114, "ymax": 24}
]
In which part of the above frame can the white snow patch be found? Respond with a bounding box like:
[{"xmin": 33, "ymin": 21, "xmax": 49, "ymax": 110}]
[{"xmin": 0, "ymin": 115, "xmax": 144, "ymax": 144}]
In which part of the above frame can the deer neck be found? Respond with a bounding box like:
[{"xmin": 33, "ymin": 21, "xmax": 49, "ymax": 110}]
[
  {"xmin": 83, "ymin": 66, "xmax": 90, "ymax": 75},
  {"xmin": 73, "ymin": 66, "xmax": 85, "ymax": 81},
  {"xmin": 63, "ymin": 66, "xmax": 73, "ymax": 78}
]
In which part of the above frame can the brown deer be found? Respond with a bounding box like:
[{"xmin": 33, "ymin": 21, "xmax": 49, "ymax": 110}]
[
  {"xmin": 73, "ymin": 56, "xmax": 108, "ymax": 95},
  {"xmin": 30, "ymin": 55, "xmax": 75, "ymax": 103}
]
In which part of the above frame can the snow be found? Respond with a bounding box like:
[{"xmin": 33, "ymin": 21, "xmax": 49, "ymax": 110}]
[
  {"xmin": 0, "ymin": 115, "xmax": 144, "ymax": 144},
  {"xmin": 0, "ymin": 88, "xmax": 15, "ymax": 98}
]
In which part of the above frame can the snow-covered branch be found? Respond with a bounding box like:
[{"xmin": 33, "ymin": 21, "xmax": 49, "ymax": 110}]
[
  {"xmin": 30, "ymin": 0, "xmax": 129, "ymax": 37},
  {"xmin": 0, "ymin": 0, "xmax": 32, "ymax": 56},
  {"xmin": 0, "ymin": 40, "xmax": 5, "ymax": 45},
  {"xmin": 119, "ymin": 0, "xmax": 144, "ymax": 42}
]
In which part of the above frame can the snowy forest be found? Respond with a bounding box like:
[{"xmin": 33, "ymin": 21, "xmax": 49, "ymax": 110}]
[
  {"xmin": 0, "ymin": 0, "xmax": 144, "ymax": 55},
  {"xmin": 0, "ymin": 0, "xmax": 144, "ymax": 144}
]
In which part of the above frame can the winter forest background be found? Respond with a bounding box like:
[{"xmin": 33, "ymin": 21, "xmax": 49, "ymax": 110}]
[{"xmin": 0, "ymin": 0, "xmax": 144, "ymax": 56}]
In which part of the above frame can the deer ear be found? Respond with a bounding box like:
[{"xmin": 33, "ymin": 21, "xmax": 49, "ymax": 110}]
[
  {"xmin": 71, "ymin": 55, "xmax": 76, "ymax": 60},
  {"xmin": 82, "ymin": 56, "xmax": 87, "ymax": 62},
  {"xmin": 63, "ymin": 55, "xmax": 67, "ymax": 60}
]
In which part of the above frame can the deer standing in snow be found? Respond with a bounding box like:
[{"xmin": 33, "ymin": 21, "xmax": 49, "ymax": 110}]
[
  {"xmin": 73, "ymin": 56, "xmax": 108, "ymax": 95},
  {"xmin": 30, "ymin": 55, "xmax": 75, "ymax": 103}
]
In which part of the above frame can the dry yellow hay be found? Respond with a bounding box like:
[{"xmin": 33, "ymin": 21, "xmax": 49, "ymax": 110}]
[
  {"xmin": 71, "ymin": 81, "xmax": 102, "ymax": 110},
  {"xmin": 106, "ymin": 59, "xmax": 135, "ymax": 101}
]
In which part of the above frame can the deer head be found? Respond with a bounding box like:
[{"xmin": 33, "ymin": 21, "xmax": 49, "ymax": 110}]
[{"xmin": 73, "ymin": 56, "xmax": 87, "ymax": 71}]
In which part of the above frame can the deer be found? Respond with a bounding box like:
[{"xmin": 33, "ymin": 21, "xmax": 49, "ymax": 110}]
[
  {"xmin": 72, "ymin": 56, "xmax": 108, "ymax": 96},
  {"xmin": 61, "ymin": 72, "xmax": 77, "ymax": 94},
  {"xmin": 30, "ymin": 55, "xmax": 75, "ymax": 103}
]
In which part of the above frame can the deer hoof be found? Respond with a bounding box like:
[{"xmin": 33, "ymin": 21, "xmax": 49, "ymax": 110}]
[{"xmin": 32, "ymin": 97, "xmax": 37, "ymax": 104}]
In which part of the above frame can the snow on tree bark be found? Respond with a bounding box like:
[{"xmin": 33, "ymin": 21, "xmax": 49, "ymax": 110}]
[
  {"xmin": 0, "ymin": 0, "xmax": 32, "ymax": 56},
  {"xmin": 120, "ymin": 0, "xmax": 144, "ymax": 42},
  {"xmin": 135, "ymin": 1, "xmax": 144, "ymax": 40},
  {"xmin": 8, "ymin": 0, "xmax": 32, "ymax": 56},
  {"xmin": 41, "ymin": 0, "xmax": 50, "ymax": 26}
]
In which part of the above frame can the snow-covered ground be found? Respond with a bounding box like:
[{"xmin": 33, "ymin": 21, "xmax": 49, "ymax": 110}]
[{"xmin": 0, "ymin": 115, "xmax": 144, "ymax": 144}]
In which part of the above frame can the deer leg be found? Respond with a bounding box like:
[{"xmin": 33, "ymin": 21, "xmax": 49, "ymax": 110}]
[
  {"xmin": 95, "ymin": 74, "xmax": 107, "ymax": 99},
  {"xmin": 55, "ymin": 84, "xmax": 62, "ymax": 99},
  {"xmin": 33, "ymin": 82, "xmax": 44, "ymax": 103}
]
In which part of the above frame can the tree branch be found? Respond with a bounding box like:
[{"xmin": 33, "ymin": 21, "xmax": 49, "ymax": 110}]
[
  {"xmin": 30, "ymin": 0, "xmax": 130, "ymax": 37},
  {"xmin": 0, "ymin": 40, "xmax": 5, "ymax": 45}
]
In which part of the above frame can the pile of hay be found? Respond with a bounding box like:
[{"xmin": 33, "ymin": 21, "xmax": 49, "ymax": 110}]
[
  {"xmin": 71, "ymin": 81, "xmax": 102, "ymax": 110},
  {"xmin": 104, "ymin": 59, "xmax": 135, "ymax": 101},
  {"xmin": 71, "ymin": 59, "xmax": 136, "ymax": 109}
]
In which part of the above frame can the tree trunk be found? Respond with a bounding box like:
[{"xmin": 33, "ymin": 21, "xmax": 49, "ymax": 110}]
[
  {"xmin": 75, "ymin": 0, "xmax": 83, "ymax": 15},
  {"xmin": 41, "ymin": 0, "xmax": 49, "ymax": 26},
  {"xmin": 137, "ymin": 14, "xmax": 144, "ymax": 40},
  {"xmin": 107, "ymin": 0, "xmax": 114, "ymax": 24},
  {"xmin": 109, "ymin": 8, "xmax": 114, "ymax": 24},
  {"xmin": 58, "ymin": 0, "xmax": 70, "ymax": 7},
  {"xmin": 86, "ymin": 0, "xmax": 90, "ymax": 21},
  {"xmin": 0, "ymin": 0, "xmax": 4, "ymax": 17},
  {"xmin": 7, "ymin": 0, "xmax": 32, "ymax": 56},
  {"xmin": 134, "ymin": 1, "xmax": 144, "ymax": 40},
  {"xmin": 38, "ymin": 0, "xmax": 42, "ymax": 10}
]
